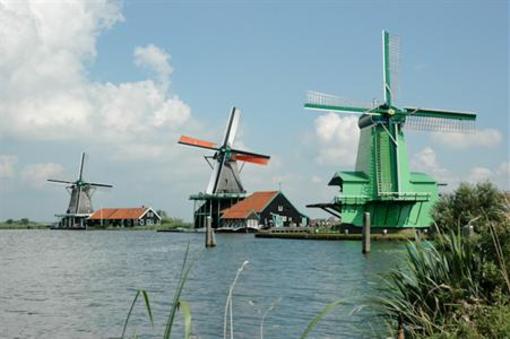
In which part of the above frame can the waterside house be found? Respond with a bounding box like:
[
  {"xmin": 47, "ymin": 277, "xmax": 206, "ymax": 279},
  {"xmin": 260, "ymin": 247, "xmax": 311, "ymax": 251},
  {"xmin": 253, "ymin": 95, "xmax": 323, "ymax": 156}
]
[
  {"xmin": 220, "ymin": 191, "xmax": 308, "ymax": 231},
  {"xmin": 87, "ymin": 207, "xmax": 161, "ymax": 227}
]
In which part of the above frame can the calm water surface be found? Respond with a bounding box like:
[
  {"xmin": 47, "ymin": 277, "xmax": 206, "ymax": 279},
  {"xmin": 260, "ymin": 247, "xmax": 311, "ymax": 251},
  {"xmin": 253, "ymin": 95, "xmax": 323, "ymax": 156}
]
[{"xmin": 0, "ymin": 230, "xmax": 407, "ymax": 338}]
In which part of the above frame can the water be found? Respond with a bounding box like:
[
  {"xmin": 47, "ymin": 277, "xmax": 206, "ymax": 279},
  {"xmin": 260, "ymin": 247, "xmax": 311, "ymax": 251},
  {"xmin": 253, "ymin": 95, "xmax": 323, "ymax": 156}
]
[{"xmin": 0, "ymin": 230, "xmax": 407, "ymax": 338}]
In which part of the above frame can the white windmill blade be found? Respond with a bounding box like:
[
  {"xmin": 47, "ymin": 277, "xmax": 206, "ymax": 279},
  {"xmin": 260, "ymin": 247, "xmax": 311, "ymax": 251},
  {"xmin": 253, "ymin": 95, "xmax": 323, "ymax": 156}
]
[
  {"xmin": 222, "ymin": 107, "xmax": 241, "ymax": 147},
  {"xmin": 78, "ymin": 152, "xmax": 86, "ymax": 181},
  {"xmin": 206, "ymin": 159, "xmax": 222, "ymax": 194}
]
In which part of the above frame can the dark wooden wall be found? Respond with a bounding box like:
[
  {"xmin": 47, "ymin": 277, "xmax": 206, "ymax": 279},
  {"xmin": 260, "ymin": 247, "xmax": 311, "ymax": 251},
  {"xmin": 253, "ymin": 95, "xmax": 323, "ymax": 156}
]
[{"xmin": 259, "ymin": 193, "xmax": 307, "ymax": 227}]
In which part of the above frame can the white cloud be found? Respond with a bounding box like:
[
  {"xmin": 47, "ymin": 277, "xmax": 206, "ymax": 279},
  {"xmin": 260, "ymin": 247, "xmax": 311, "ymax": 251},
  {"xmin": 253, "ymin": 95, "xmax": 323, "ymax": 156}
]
[
  {"xmin": 497, "ymin": 161, "xmax": 510, "ymax": 177},
  {"xmin": 0, "ymin": 155, "xmax": 18, "ymax": 178},
  {"xmin": 0, "ymin": 1, "xmax": 191, "ymax": 159},
  {"xmin": 313, "ymin": 113, "xmax": 359, "ymax": 166},
  {"xmin": 432, "ymin": 128, "xmax": 502, "ymax": 149},
  {"xmin": 467, "ymin": 167, "xmax": 493, "ymax": 183},
  {"xmin": 466, "ymin": 162, "xmax": 510, "ymax": 188},
  {"xmin": 134, "ymin": 44, "xmax": 173, "ymax": 84},
  {"xmin": 411, "ymin": 147, "xmax": 451, "ymax": 183},
  {"xmin": 21, "ymin": 163, "xmax": 65, "ymax": 188}
]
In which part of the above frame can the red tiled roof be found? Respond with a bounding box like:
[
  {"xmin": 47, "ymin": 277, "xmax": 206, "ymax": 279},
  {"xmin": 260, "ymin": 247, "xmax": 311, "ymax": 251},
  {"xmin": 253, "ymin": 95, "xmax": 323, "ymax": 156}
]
[
  {"xmin": 221, "ymin": 191, "xmax": 279, "ymax": 219},
  {"xmin": 89, "ymin": 207, "xmax": 149, "ymax": 220}
]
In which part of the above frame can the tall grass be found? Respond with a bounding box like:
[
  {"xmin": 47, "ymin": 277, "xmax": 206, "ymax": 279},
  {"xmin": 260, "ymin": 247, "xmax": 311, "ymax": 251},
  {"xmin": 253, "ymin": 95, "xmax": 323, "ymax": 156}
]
[
  {"xmin": 378, "ymin": 182, "xmax": 510, "ymax": 337},
  {"xmin": 120, "ymin": 244, "xmax": 346, "ymax": 338},
  {"xmin": 120, "ymin": 242, "xmax": 196, "ymax": 339}
]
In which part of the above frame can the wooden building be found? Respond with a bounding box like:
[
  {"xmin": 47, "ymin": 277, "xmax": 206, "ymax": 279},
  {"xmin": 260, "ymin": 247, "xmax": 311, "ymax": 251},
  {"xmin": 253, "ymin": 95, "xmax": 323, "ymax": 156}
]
[
  {"xmin": 220, "ymin": 191, "xmax": 308, "ymax": 231},
  {"xmin": 87, "ymin": 207, "xmax": 161, "ymax": 227}
]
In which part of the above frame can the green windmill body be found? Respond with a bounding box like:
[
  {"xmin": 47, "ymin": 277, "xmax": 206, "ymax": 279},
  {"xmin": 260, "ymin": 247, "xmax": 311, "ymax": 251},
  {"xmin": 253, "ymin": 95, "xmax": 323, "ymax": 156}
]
[{"xmin": 306, "ymin": 31, "xmax": 476, "ymax": 228}]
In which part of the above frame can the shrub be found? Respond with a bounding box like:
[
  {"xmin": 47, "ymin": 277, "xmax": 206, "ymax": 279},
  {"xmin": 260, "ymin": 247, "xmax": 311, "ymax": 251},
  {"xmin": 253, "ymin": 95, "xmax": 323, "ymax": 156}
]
[{"xmin": 432, "ymin": 181, "xmax": 507, "ymax": 234}]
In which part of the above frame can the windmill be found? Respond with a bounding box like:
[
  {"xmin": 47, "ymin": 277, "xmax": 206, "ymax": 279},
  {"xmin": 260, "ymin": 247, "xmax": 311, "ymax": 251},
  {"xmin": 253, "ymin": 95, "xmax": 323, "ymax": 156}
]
[
  {"xmin": 178, "ymin": 107, "xmax": 270, "ymax": 228},
  {"xmin": 306, "ymin": 31, "xmax": 476, "ymax": 228},
  {"xmin": 48, "ymin": 152, "xmax": 113, "ymax": 228}
]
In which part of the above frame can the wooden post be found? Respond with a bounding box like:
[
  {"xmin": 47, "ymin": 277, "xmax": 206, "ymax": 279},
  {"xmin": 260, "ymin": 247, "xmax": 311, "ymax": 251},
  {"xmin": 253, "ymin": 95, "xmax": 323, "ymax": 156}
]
[
  {"xmin": 362, "ymin": 212, "xmax": 371, "ymax": 254},
  {"xmin": 205, "ymin": 216, "xmax": 216, "ymax": 248}
]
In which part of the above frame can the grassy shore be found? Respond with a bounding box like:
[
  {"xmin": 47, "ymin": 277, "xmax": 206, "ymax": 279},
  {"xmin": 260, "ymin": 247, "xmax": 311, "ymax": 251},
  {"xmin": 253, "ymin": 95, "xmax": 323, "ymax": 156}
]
[{"xmin": 0, "ymin": 220, "xmax": 49, "ymax": 230}]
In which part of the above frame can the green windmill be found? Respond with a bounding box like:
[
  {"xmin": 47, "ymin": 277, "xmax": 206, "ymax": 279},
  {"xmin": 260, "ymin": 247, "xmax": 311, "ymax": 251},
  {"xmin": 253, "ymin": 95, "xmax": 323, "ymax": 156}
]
[{"xmin": 306, "ymin": 31, "xmax": 476, "ymax": 228}]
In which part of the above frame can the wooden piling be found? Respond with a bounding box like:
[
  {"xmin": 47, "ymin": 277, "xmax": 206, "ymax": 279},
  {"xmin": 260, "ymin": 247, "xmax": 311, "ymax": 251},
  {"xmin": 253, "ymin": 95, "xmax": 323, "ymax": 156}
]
[
  {"xmin": 362, "ymin": 212, "xmax": 371, "ymax": 254},
  {"xmin": 205, "ymin": 216, "xmax": 216, "ymax": 248}
]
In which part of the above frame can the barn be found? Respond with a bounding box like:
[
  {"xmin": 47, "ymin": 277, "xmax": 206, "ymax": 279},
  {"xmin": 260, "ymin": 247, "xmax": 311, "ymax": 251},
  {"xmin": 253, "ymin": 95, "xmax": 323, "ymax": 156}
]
[
  {"xmin": 220, "ymin": 191, "xmax": 308, "ymax": 231},
  {"xmin": 87, "ymin": 207, "xmax": 161, "ymax": 227}
]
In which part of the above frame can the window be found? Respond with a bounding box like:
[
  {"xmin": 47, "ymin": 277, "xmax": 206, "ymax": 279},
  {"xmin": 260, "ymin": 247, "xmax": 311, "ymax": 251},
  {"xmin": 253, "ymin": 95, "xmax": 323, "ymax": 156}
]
[{"xmin": 278, "ymin": 205, "xmax": 283, "ymax": 212}]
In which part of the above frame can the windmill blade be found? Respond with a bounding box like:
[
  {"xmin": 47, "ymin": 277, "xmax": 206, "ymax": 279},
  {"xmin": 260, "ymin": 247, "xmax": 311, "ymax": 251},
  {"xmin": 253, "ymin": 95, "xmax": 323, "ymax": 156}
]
[
  {"xmin": 382, "ymin": 31, "xmax": 400, "ymax": 106},
  {"xmin": 404, "ymin": 107, "xmax": 476, "ymax": 133},
  {"xmin": 78, "ymin": 152, "xmax": 86, "ymax": 181},
  {"xmin": 75, "ymin": 185, "xmax": 81, "ymax": 214},
  {"xmin": 304, "ymin": 91, "xmax": 378, "ymax": 115},
  {"xmin": 232, "ymin": 154, "xmax": 269, "ymax": 165},
  {"xmin": 205, "ymin": 154, "xmax": 225, "ymax": 194},
  {"xmin": 87, "ymin": 182, "xmax": 113, "ymax": 188},
  {"xmin": 230, "ymin": 148, "xmax": 270, "ymax": 160},
  {"xmin": 47, "ymin": 179, "xmax": 75, "ymax": 185},
  {"xmin": 222, "ymin": 106, "xmax": 241, "ymax": 147},
  {"xmin": 178, "ymin": 135, "xmax": 218, "ymax": 151}
]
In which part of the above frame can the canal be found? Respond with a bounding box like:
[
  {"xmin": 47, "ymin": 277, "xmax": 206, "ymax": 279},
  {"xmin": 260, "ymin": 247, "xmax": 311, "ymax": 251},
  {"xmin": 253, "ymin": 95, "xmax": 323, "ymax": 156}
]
[{"xmin": 0, "ymin": 230, "xmax": 407, "ymax": 338}]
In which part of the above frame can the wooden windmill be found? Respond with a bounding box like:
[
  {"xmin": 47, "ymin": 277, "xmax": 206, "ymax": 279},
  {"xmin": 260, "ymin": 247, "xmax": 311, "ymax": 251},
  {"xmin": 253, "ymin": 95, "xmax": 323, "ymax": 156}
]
[
  {"xmin": 306, "ymin": 31, "xmax": 476, "ymax": 228},
  {"xmin": 178, "ymin": 107, "xmax": 270, "ymax": 228},
  {"xmin": 47, "ymin": 152, "xmax": 112, "ymax": 228}
]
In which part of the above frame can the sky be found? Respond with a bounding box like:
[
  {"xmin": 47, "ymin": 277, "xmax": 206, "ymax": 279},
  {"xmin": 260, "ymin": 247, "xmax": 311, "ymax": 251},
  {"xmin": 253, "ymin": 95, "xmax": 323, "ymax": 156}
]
[{"xmin": 0, "ymin": 0, "xmax": 508, "ymax": 222}]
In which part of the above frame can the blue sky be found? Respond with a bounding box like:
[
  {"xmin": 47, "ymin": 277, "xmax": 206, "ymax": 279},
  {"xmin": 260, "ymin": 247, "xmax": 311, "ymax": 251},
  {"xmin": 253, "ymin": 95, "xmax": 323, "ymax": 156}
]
[{"xmin": 0, "ymin": 0, "xmax": 508, "ymax": 221}]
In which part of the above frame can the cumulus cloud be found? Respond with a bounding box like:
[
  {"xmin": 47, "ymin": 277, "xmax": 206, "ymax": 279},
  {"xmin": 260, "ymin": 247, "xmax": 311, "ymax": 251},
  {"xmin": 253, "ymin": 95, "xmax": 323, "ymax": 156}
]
[
  {"xmin": 431, "ymin": 128, "xmax": 502, "ymax": 149},
  {"xmin": 313, "ymin": 113, "xmax": 359, "ymax": 166},
  {"xmin": 134, "ymin": 44, "xmax": 173, "ymax": 84},
  {"xmin": 21, "ymin": 163, "xmax": 65, "ymax": 188},
  {"xmin": 411, "ymin": 147, "xmax": 451, "ymax": 183},
  {"xmin": 0, "ymin": 0, "xmax": 191, "ymax": 158},
  {"xmin": 0, "ymin": 155, "xmax": 18, "ymax": 178}
]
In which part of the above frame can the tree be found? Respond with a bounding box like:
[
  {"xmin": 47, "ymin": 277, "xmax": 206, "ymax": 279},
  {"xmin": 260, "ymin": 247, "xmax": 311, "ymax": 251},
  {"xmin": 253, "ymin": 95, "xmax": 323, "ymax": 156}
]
[{"xmin": 156, "ymin": 209, "xmax": 168, "ymax": 219}]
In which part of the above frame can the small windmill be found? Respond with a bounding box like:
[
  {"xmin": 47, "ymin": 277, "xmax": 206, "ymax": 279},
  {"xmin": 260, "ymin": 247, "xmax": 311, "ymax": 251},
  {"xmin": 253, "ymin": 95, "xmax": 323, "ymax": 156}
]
[
  {"xmin": 48, "ymin": 152, "xmax": 112, "ymax": 228},
  {"xmin": 306, "ymin": 31, "xmax": 476, "ymax": 228},
  {"xmin": 178, "ymin": 107, "xmax": 270, "ymax": 228}
]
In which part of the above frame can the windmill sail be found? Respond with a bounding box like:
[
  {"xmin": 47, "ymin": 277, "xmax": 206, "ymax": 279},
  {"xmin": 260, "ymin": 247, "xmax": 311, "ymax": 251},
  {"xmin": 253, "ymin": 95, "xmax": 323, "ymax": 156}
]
[
  {"xmin": 179, "ymin": 106, "xmax": 270, "ymax": 196},
  {"xmin": 383, "ymin": 31, "xmax": 400, "ymax": 105},
  {"xmin": 304, "ymin": 91, "xmax": 373, "ymax": 114},
  {"xmin": 404, "ymin": 107, "xmax": 476, "ymax": 132},
  {"xmin": 223, "ymin": 107, "xmax": 240, "ymax": 147}
]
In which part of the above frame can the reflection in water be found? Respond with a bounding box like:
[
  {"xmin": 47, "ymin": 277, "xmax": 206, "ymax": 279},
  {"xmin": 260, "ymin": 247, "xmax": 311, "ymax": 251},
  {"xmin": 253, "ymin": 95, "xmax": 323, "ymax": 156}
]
[{"xmin": 0, "ymin": 230, "xmax": 406, "ymax": 338}]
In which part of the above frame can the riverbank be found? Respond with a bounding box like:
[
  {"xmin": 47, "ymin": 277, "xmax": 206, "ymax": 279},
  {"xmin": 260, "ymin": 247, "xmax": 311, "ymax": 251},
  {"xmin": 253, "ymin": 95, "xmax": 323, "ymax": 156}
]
[
  {"xmin": 0, "ymin": 223, "xmax": 50, "ymax": 230},
  {"xmin": 255, "ymin": 231, "xmax": 419, "ymax": 241}
]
